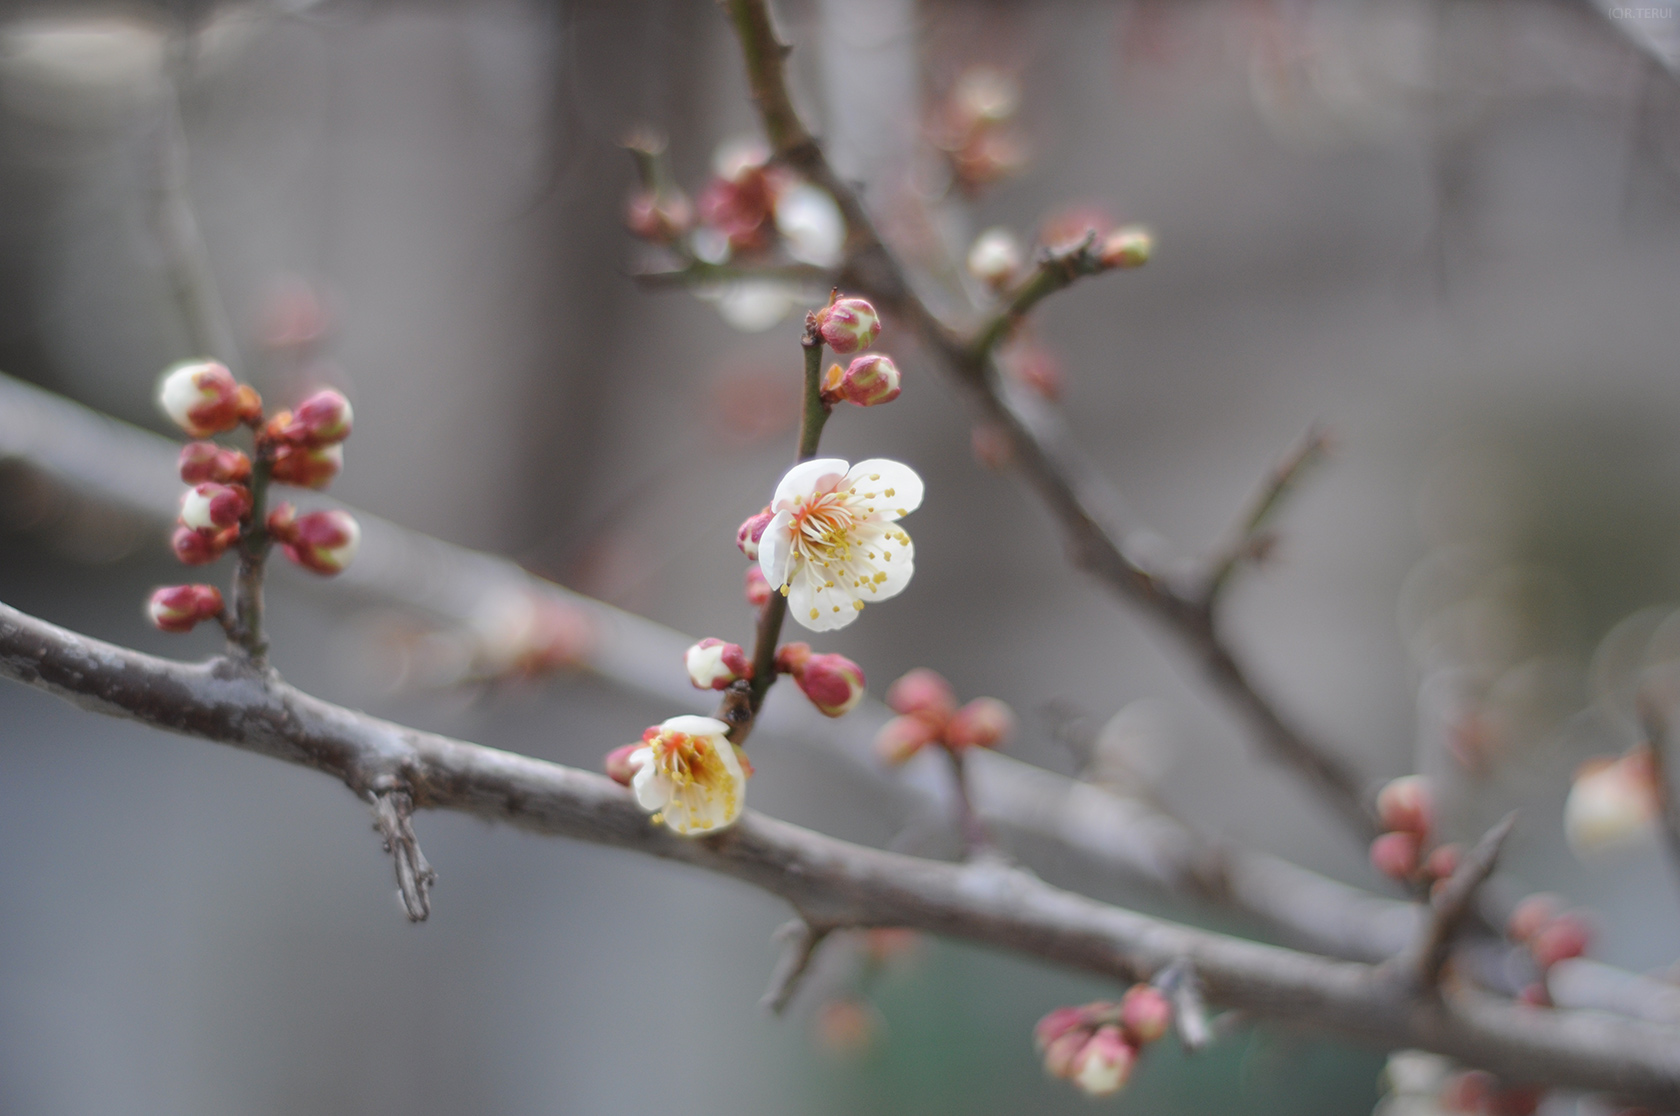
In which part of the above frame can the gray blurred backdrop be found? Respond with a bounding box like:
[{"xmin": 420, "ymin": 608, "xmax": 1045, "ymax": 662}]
[{"xmin": 3, "ymin": 0, "xmax": 1680, "ymax": 1113}]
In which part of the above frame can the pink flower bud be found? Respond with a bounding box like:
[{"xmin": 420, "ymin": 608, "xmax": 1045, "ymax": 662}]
[
  {"xmin": 279, "ymin": 509, "xmax": 360, "ymax": 576},
  {"xmin": 269, "ymin": 442, "xmax": 343, "ymax": 490},
  {"xmin": 1007, "ymin": 344, "xmax": 1061, "ymax": 401},
  {"xmin": 1070, "ymin": 1025, "xmax": 1136, "ymax": 1097},
  {"xmin": 178, "ymin": 442, "xmax": 251, "ymax": 485},
  {"xmin": 1098, "ymin": 226, "xmax": 1152, "ymax": 269},
  {"xmin": 1119, "ymin": 985, "xmax": 1172, "ymax": 1045},
  {"xmin": 945, "ymin": 697, "xmax": 1015, "ymax": 750},
  {"xmin": 886, "ymin": 668, "xmax": 958, "ymax": 723},
  {"xmin": 1507, "ymin": 894, "xmax": 1560, "ymax": 944},
  {"xmin": 266, "ymin": 501, "xmax": 298, "ymax": 542},
  {"xmin": 814, "ymin": 997, "xmax": 877, "ymax": 1056},
  {"xmin": 745, "ymin": 567, "xmax": 772, "ymax": 609},
  {"xmin": 179, "ymin": 483, "xmax": 251, "ymax": 532},
  {"xmin": 1565, "ymin": 749, "xmax": 1660, "ymax": 856},
  {"xmin": 147, "ymin": 583, "xmax": 224, "ymax": 633},
  {"xmin": 171, "ymin": 526, "xmax": 231, "ymax": 566},
  {"xmin": 874, "ymin": 714, "xmax": 941, "ymax": 765},
  {"xmin": 604, "ymin": 743, "xmax": 641, "ymax": 786},
  {"xmin": 1517, "ymin": 982, "xmax": 1551, "ymax": 1008},
  {"xmin": 157, "ymin": 360, "xmax": 242, "ymax": 437},
  {"xmin": 1041, "ymin": 1029, "xmax": 1088, "ymax": 1079},
  {"xmin": 838, "ymin": 354, "xmax": 901, "ymax": 407},
  {"xmin": 1370, "ymin": 830, "xmax": 1420, "ymax": 880},
  {"xmin": 1034, "ymin": 1006, "xmax": 1091, "ymax": 1052},
  {"xmin": 1376, "ymin": 775, "xmax": 1433, "ymax": 839},
  {"xmin": 796, "ymin": 653, "xmax": 865, "ymax": 718},
  {"xmin": 736, "ymin": 506, "xmax": 774, "ymax": 559},
  {"xmin": 625, "ymin": 188, "xmax": 694, "ymax": 243},
  {"xmin": 813, "ymin": 297, "xmax": 881, "ymax": 354},
  {"xmin": 685, "ymin": 637, "xmax": 752, "ymax": 690},
  {"xmin": 774, "ymin": 641, "xmax": 812, "ymax": 676},
  {"xmin": 268, "ymin": 389, "xmax": 353, "ymax": 446},
  {"xmin": 1530, "ymin": 914, "xmax": 1590, "ymax": 970},
  {"xmin": 1425, "ymin": 842, "xmax": 1461, "ymax": 881},
  {"xmin": 233, "ymin": 384, "xmax": 264, "ymax": 426}
]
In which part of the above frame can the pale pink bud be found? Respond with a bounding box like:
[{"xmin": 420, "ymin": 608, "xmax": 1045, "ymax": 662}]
[
  {"xmin": 1007, "ymin": 344, "xmax": 1061, "ymax": 401},
  {"xmin": 796, "ymin": 653, "xmax": 865, "ymax": 718},
  {"xmin": 886, "ymin": 668, "xmax": 958, "ymax": 723},
  {"xmin": 1119, "ymin": 985, "xmax": 1172, "ymax": 1045},
  {"xmin": 966, "ymin": 227, "xmax": 1022, "ymax": 288},
  {"xmin": 874, "ymin": 714, "xmax": 941, "ymax": 765},
  {"xmin": 685, "ymin": 637, "xmax": 752, "ymax": 690},
  {"xmin": 1041, "ymin": 1029, "xmax": 1088, "ymax": 1079},
  {"xmin": 774, "ymin": 641, "xmax": 812, "ymax": 676},
  {"xmin": 171, "ymin": 526, "xmax": 231, "ymax": 566},
  {"xmin": 1442, "ymin": 1071, "xmax": 1496, "ymax": 1114},
  {"xmin": 1530, "ymin": 914, "xmax": 1590, "ymax": 970},
  {"xmin": 814, "ymin": 997, "xmax": 877, "ymax": 1056},
  {"xmin": 1099, "ymin": 226, "xmax": 1152, "ymax": 269},
  {"xmin": 1507, "ymin": 894, "xmax": 1560, "ymax": 944},
  {"xmin": 1376, "ymin": 775, "xmax": 1434, "ymax": 839},
  {"xmin": 233, "ymin": 384, "xmax": 264, "ymax": 426},
  {"xmin": 179, "ymin": 483, "xmax": 251, "ymax": 532},
  {"xmin": 1425, "ymin": 843, "xmax": 1461, "ymax": 881},
  {"xmin": 157, "ymin": 360, "xmax": 242, "ymax": 437},
  {"xmin": 1565, "ymin": 749, "xmax": 1660, "ymax": 856},
  {"xmin": 624, "ymin": 188, "xmax": 693, "ymax": 243},
  {"xmin": 1370, "ymin": 830, "xmax": 1420, "ymax": 880},
  {"xmin": 971, "ymin": 423, "xmax": 1014, "ymax": 469},
  {"xmin": 813, "ymin": 297, "xmax": 881, "ymax": 354},
  {"xmin": 736, "ymin": 506, "xmax": 774, "ymax": 559},
  {"xmin": 1034, "ymin": 1006, "xmax": 1091, "ymax": 1052},
  {"xmin": 1071, "ymin": 1025, "xmax": 1136, "ymax": 1097},
  {"xmin": 269, "ymin": 442, "xmax": 343, "ymax": 489},
  {"xmin": 745, "ymin": 567, "xmax": 772, "ymax": 608},
  {"xmin": 945, "ymin": 697, "xmax": 1015, "ymax": 750},
  {"xmin": 269, "ymin": 388, "xmax": 352, "ymax": 446},
  {"xmin": 178, "ymin": 442, "xmax": 251, "ymax": 485},
  {"xmin": 147, "ymin": 584, "xmax": 224, "ymax": 633},
  {"xmin": 838, "ymin": 354, "xmax": 901, "ymax": 407},
  {"xmin": 604, "ymin": 743, "xmax": 641, "ymax": 786},
  {"xmin": 279, "ymin": 509, "xmax": 360, "ymax": 576}
]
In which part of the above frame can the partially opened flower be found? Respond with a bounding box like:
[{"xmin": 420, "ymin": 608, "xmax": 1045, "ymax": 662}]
[
  {"xmin": 626, "ymin": 715, "xmax": 748, "ymax": 836},
  {"xmin": 1565, "ymin": 747, "xmax": 1660, "ymax": 857},
  {"xmin": 759, "ymin": 457, "xmax": 922, "ymax": 632}
]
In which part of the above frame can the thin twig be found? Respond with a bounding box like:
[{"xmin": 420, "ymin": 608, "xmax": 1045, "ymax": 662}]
[
  {"xmin": 370, "ymin": 789, "xmax": 437, "ymax": 922},
  {"xmin": 760, "ymin": 918, "xmax": 831, "ymax": 1013},
  {"xmin": 945, "ymin": 747, "xmax": 994, "ymax": 859},
  {"xmin": 1204, "ymin": 425, "xmax": 1332, "ymax": 603},
  {"xmin": 1636, "ymin": 687, "xmax": 1680, "ymax": 896},
  {"xmin": 1400, "ymin": 813, "xmax": 1517, "ymax": 990}
]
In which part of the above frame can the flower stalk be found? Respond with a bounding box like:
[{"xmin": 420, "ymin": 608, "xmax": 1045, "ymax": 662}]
[{"xmin": 230, "ymin": 454, "xmax": 272, "ymax": 662}]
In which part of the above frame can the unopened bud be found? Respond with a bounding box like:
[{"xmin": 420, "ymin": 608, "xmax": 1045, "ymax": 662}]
[
  {"xmin": 1530, "ymin": 914, "xmax": 1590, "ymax": 970},
  {"xmin": 1425, "ymin": 843, "xmax": 1461, "ymax": 881},
  {"xmin": 147, "ymin": 583, "xmax": 224, "ymax": 633},
  {"xmin": 838, "ymin": 354, "xmax": 901, "ymax": 407},
  {"xmin": 1370, "ymin": 830, "xmax": 1420, "ymax": 880},
  {"xmin": 269, "ymin": 388, "xmax": 353, "ymax": 446},
  {"xmin": 179, "ymin": 483, "xmax": 251, "ymax": 532},
  {"xmin": 1041, "ymin": 1028, "xmax": 1088, "ymax": 1079},
  {"xmin": 178, "ymin": 442, "xmax": 251, "ymax": 484},
  {"xmin": 1506, "ymin": 894, "xmax": 1560, "ymax": 944},
  {"xmin": 886, "ymin": 668, "xmax": 958, "ymax": 722},
  {"xmin": 1008, "ymin": 344, "xmax": 1061, "ymax": 401},
  {"xmin": 1119, "ymin": 985, "xmax": 1172, "ymax": 1045},
  {"xmin": 625, "ymin": 188, "xmax": 694, "ymax": 243},
  {"xmin": 1071, "ymin": 1025, "xmax": 1136, "ymax": 1097},
  {"xmin": 1034, "ymin": 1006, "xmax": 1091, "ymax": 1053},
  {"xmin": 774, "ymin": 641, "xmax": 812, "ymax": 676},
  {"xmin": 279, "ymin": 509, "xmax": 360, "ymax": 575},
  {"xmin": 1099, "ymin": 226, "xmax": 1152, "ymax": 269},
  {"xmin": 1565, "ymin": 749, "xmax": 1659, "ymax": 856},
  {"xmin": 745, "ymin": 567, "xmax": 772, "ymax": 608},
  {"xmin": 874, "ymin": 714, "xmax": 941, "ymax": 765},
  {"xmin": 796, "ymin": 652, "xmax": 865, "ymax": 717},
  {"xmin": 967, "ymin": 227, "xmax": 1022, "ymax": 288},
  {"xmin": 813, "ymin": 296, "xmax": 881, "ymax": 354},
  {"xmin": 270, "ymin": 442, "xmax": 343, "ymax": 489},
  {"xmin": 945, "ymin": 697, "xmax": 1015, "ymax": 749},
  {"xmin": 736, "ymin": 506, "xmax": 774, "ymax": 560},
  {"xmin": 971, "ymin": 423, "xmax": 1014, "ymax": 469},
  {"xmin": 170, "ymin": 526, "xmax": 231, "ymax": 566},
  {"xmin": 604, "ymin": 743, "xmax": 641, "ymax": 786},
  {"xmin": 814, "ymin": 997, "xmax": 878, "ymax": 1056},
  {"xmin": 233, "ymin": 384, "xmax": 264, "ymax": 426},
  {"xmin": 685, "ymin": 637, "xmax": 752, "ymax": 690},
  {"xmin": 1376, "ymin": 775, "xmax": 1434, "ymax": 839},
  {"xmin": 157, "ymin": 360, "xmax": 242, "ymax": 437}
]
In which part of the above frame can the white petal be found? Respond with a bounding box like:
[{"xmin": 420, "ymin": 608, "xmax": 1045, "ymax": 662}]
[
  {"xmin": 774, "ymin": 458, "xmax": 850, "ymax": 508},
  {"xmin": 787, "ymin": 563, "xmax": 862, "ymax": 633},
  {"xmin": 714, "ymin": 282, "xmax": 793, "ymax": 332},
  {"xmin": 759, "ymin": 509, "xmax": 795, "ymax": 587},
  {"xmin": 631, "ymin": 761, "xmax": 672, "ymax": 813},
  {"xmin": 661, "ymin": 714, "xmax": 731, "ymax": 738},
  {"xmin": 856, "ymin": 526, "xmax": 914, "ymax": 601},
  {"xmin": 661, "ymin": 737, "xmax": 746, "ymax": 835},
  {"xmin": 774, "ymin": 184, "xmax": 844, "ymax": 268},
  {"xmin": 843, "ymin": 459, "xmax": 923, "ymax": 519}
]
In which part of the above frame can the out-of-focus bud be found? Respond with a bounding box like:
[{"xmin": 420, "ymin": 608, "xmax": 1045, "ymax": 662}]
[
  {"xmin": 773, "ymin": 183, "xmax": 844, "ymax": 268},
  {"xmin": 971, "ymin": 423, "xmax": 1014, "ymax": 469},
  {"xmin": 1376, "ymin": 775, "xmax": 1434, "ymax": 838},
  {"xmin": 945, "ymin": 697, "xmax": 1015, "ymax": 749},
  {"xmin": 863, "ymin": 928, "xmax": 919, "ymax": 964},
  {"xmin": 774, "ymin": 641, "xmax": 812, "ymax": 676},
  {"xmin": 1442, "ymin": 1070, "xmax": 1496, "ymax": 1114},
  {"xmin": 886, "ymin": 668, "xmax": 958, "ymax": 723},
  {"xmin": 1039, "ymin": 206, "xmax": 1114, "ymax": 254},
  {"xmin": 1070, "ymin": 1025, "xmax": 1136, "ymax": 1097},
  {"xmin": 874, "ymin": 713, "xmax": 941, "ymax": 765},
  {"xmin": 814, "ymin": 997, "xmax": 878, "ymax": 1057},
  {"xmin": 278, "ymin": 509, "xmax": 360, "ymax": 576},
  {"xmin": 1565, "ymin": 749, "xmax": 1660, "ymax": 857},
  {"xmin": 266, "ymin": 501, "xmax": 298, "ymax": 540},
  {"xmin": 268, "ymin": 389, "xmax": 353, "ymax": 446},
  {"xmin": 745, "ymin": 567, "xmax": 772, "ymax": 609},
  {"xmin": 1099, "ymin": 226, "xmax": 1152, "ymax": 269},
  {"xmin": 178, "ymin": 442, "xmax": 251, "ymax": 485},
  {"xmin": 1370, "ymin": 830, "xmax": 1420, "ymax": 880},
  {"xmin": 1517, "ymin": 982, "xmax": 1551, "ymax": 1008},
  {"xmin": 171, "ymin": 526, "xmax": 231, "ymax": 566},
  {"xmin": 795, "ymin": 652, "xmax": 866, "ymax": 718},
  {"xmin": 813, "ymin": 296, "xmax": 881, "ymax": 355},
  {"xmin": 147, "ymin": 584, "xmax": 225, "ymax": 633},
  {"xmin": 1425, "ymin": 843, "xmax": 1461, "ymax": 881},
  {"xmin": 270, "ymin": 442, "xmax": 343, "ymax": 490},
  {"xmin": 179, "ymin": 483, "xmax": 251, "ymax": 532},
  {"xmin": 1506, "ymin": 894, "xmax": 1560, "ymax": 944},
  {"xmin": 1007, "ymin": 343, "xmax": 1062, "ymax": 401},
  {"xmin": 685, "ymin": 638, "xmax": 751, "ymax": 690},
  {"xmin": 604, "ymin": 743, "xmax": 641, "ymax": 787},
  {"xmin": 967, "ymin": 227, "xmax": 1022, "ymax": 289},
  {"xmin": 625, "ymin": 188, "xmax": 694, "ymax": 243},
  {"xmin": 1530, "ymin": 914, "xmax": 1590, "ymax": 970},
  {"xmin": 157, "ymin": 360, "xmax": 242, "ymax": 437},
  {"xmin": 952, "ymin": 67, "xmax": 1019, "ymax": 127},
  {"xmin": 1035, "ymin": 1005, "xmax": 1091, "ymax": 1053},
  {"xmin": 1119, "ymin": 985, "xmax": 1172, "ymax": 1045},
  {"xmin": 233, "ymin": 384, "xmax": 264, "ymax": 426},
  {"xmin": 1041, "ymin": 1028, "xmax": 1088, "ymax": 1079},
  {"xmin": 737, "ymin": 506, "xmax": 774, "ymax": 560},
  {"xmin": 838, "ymin": 354, "xmax": 901, "ymax": 407}
]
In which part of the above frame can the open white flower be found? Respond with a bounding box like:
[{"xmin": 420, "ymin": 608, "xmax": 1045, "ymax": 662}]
[
  {"xmin": 759, "ymin": 457, "xmax": 922, "ymax": 632},
  {"xmin": 627, "ymin": 715, "xmax": 748, "ymax": 836}
]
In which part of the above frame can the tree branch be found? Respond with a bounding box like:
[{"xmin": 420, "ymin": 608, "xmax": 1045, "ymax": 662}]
[{"xmin": 1398, "ymin": 813, "xmax": 1516, "ymax": 990}]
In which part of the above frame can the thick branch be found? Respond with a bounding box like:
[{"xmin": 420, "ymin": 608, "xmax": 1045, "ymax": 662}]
[{"xmin": 1, "ymin": 599, "xmax": 1679, "ymax": 1103}]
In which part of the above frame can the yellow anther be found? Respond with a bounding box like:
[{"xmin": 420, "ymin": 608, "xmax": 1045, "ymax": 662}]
[
  {"xmin": 873, "ymin": 571, "xmax": 887, "ymax": 583},
  {"xmin": 832, "ymin": 605, "xmax": 840, "ymax": 612},
  {"xmin": 810, "ymin": 608, "xmax": 820, "ymax": 620},
  {"xmin": 824, "ymin": 580, "xmax": 834, "ymax": 587},
  {"xmin": 780, "ymin": 585, "xmax": 790, "ymax": 596},
  {"xmin": 853, "ymin": 600, "xmax": 864, "ymax": 610},
  {"xmin": 885, "ymin": 488, "xmax": 895, "ymax": 497},
  {"xmin": 870, "ymin": 473, "xmax": 880, "ymax": 480},
  {"xmin": 883, "ymin": 552, "xmax": 891, "ymax": 560}
]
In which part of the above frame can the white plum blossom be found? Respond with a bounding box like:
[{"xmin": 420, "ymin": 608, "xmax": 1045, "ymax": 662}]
[
  {"xmin": 627, "ymin": 715, "xmax": 749, "ymax": 836},
  {"xmin": 773, "ymin": 182, "xmax": 843, "ymax": 267},
  {"xmin": 759, "ymin": 457, "xmax": 922, "ymax": 633}
]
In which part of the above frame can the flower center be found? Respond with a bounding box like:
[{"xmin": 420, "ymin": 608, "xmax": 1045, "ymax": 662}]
[
  {"xmin": 653, "ymin": 732, "xmax": 727, "ymax": 789},
  {"xmin": 789, "ymin": 491, "xmax": 862, "ymax": 567}
]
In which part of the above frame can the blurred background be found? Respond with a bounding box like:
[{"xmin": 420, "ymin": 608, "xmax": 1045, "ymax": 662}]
[{"xmin": 3, "ymin": 0, "xmax": 1680, "ymax": 1112}]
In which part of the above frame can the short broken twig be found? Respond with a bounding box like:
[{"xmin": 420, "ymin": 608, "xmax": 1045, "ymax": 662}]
[
  {"xmin": 1404, "ymin": 812, "xmax": 1517, "ymax": 989},
  {"xmin": 371, "ymin": 789, "xmax": 437, "ymax": 923},
  {"xmin": 760, "ymin": 918, "xmax": 831, "ymax": 1014}
]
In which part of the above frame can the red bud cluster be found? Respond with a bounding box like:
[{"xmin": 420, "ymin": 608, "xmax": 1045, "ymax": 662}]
[
  {"xmin": 1505, "ymin": 893, "xmax": 1590, "ymax": 997},
  {"xmin": 931, "ymin": 67, "xmax": 1028, "ymax": 195},
  {"xmin": 1035, "ymin": 985, "xmax": 1173, "ymax": 1097},
  {"xmin": 1368, "ymin": 776, "xmax": 1462, "ymax": 892},
  {"xmin": 875, "ymin": 668, "xmax": 1015, "ymax": 765}
]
